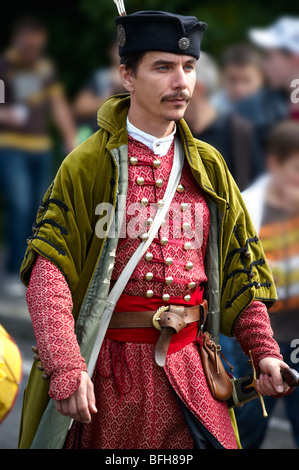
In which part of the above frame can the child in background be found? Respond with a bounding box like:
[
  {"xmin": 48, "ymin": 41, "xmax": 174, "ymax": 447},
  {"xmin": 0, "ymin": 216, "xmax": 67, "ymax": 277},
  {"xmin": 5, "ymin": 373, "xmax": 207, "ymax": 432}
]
[
  {"xmin": 212, "ymin": 43, "xmax": 265, "ymax": 113},
  {"xmin": 240, "ymin": 120, "xmax": 299, "ymax": 448}
]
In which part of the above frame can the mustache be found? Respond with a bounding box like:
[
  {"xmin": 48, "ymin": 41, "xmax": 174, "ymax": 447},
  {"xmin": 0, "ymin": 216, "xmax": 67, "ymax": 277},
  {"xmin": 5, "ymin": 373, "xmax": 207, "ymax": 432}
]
[{"xmin": 161, "ymin": 91, "xmax": 191, "ymax": 103}]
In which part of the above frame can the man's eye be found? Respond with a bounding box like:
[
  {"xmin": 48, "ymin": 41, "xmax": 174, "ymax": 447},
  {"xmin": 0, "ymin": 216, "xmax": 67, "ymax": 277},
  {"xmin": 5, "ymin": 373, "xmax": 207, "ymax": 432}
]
[{"xmin": 157, "ymin": 66, "xmax": 169, "ymax": 71}]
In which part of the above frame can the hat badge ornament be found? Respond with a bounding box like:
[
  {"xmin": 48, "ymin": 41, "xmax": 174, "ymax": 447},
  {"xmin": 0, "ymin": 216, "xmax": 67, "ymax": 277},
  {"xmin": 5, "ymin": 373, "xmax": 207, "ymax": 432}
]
[{"xmin": 178, "ymin": 37, "xmax": 190, "ymax": 50}]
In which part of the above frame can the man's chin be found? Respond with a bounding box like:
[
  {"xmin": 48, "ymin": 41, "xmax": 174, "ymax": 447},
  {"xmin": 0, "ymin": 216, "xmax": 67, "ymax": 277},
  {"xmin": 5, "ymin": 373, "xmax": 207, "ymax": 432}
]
[{"xmin": 160, "ymin": 109, "xmax": 187, "ymax": 122}]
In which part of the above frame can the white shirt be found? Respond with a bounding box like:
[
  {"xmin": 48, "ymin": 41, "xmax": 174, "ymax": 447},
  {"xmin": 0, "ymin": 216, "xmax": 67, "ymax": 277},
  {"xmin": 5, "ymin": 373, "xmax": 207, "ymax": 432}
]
[{"xmin": 126, "ymin": 117, "xmax": 176, "ymax": 157}]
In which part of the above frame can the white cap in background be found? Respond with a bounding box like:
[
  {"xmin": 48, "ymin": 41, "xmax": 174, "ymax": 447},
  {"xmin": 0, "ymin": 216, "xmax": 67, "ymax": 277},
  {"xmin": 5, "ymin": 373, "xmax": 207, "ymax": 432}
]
[{"xmin": 249, "ymin": 16, "xmax": 299, "ymax": 55}]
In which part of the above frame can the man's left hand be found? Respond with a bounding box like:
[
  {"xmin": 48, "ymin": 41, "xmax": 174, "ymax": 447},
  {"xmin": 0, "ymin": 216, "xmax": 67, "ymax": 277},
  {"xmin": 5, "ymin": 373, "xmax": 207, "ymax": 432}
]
[{"xmin": 256, "ymin": 357, "xmax": 290, "ymax": 396}]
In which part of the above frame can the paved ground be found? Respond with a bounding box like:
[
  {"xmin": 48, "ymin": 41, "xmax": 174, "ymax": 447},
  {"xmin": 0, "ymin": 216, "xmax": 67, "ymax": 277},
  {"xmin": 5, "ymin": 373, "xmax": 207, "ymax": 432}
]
[{"xmin": 0, "ymin": 272, "xmax": 297, "ymax": 450}]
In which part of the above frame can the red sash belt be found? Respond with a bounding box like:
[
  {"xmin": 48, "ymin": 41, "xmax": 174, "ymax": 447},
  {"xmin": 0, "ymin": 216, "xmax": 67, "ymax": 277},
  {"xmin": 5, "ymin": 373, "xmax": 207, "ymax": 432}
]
[{"xmin": 105, "ymin": 286, "xmax": 204, "ymax": 356}]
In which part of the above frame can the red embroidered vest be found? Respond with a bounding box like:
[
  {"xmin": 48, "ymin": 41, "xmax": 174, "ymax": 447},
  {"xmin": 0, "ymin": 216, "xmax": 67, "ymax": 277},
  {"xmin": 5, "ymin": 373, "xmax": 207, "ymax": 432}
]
[{"xmin": 110, "ymin": 135, "xmax": 211, "ymax": 308}]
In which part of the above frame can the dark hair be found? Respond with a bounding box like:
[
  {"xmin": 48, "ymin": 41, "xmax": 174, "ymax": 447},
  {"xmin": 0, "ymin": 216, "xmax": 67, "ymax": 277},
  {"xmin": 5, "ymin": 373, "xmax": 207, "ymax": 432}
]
[
  {"xmin": 12, "ymin": 16, "xmax": 46, "ymax": 36},
  {"xmin": 222, "ymin": 43, "xmax": 262, "ymax": 69},
  {"xmin": 120, "ymin": 52, "xmax": 146, "ymax": 76},
  {"xmin": 267, "ymin": 120, "xmax": 299, "ymax": 162}
]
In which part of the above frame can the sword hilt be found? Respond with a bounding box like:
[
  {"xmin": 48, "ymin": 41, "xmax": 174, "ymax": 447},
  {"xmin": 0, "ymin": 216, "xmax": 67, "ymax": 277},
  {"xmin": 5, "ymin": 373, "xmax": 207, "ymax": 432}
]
[{"xmin": 281, "ymin": 367, "xmax": 299, "ymax": 388}]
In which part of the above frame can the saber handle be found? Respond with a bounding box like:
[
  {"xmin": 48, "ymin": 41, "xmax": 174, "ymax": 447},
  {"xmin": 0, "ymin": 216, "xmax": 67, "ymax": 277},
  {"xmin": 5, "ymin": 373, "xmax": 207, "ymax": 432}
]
[{"xmin": 281, "ymin": 367, "xmax": 299, "ymax": 388}]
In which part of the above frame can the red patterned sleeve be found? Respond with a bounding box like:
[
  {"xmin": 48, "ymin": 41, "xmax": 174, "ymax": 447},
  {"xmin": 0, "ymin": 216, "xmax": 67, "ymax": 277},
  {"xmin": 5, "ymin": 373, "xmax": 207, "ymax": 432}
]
[
  {"xmin": 233, "ymin": 300, "xmax": 283, "ymax": 372},
  {"xmin": 26, "ymin": 255, "xmax": 87, "ymax": 400}
]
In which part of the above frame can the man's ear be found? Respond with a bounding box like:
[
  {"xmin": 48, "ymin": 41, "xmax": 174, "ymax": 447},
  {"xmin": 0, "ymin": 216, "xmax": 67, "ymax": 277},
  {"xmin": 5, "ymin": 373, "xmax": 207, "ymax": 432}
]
[{"xmin": 119, "ymin": 64, "xmax": 135, "ymax": 93}]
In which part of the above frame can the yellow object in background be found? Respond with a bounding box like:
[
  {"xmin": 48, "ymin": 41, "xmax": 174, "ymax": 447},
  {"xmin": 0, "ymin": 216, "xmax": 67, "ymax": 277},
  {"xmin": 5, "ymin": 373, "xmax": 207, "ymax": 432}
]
[{"xmin": 0, "ymin": 324, "xmax": 22, "ymax": 423}]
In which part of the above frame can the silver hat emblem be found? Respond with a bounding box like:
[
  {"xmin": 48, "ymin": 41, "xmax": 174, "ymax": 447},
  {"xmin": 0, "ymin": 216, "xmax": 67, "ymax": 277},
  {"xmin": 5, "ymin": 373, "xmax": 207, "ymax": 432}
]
[
  {"xmin": 117, "ymin": 24, "xmax": 126, "ymax": 47},
  {"xmin": 178, "ymin": 37, "xmax": 190, "ymax": 50}
]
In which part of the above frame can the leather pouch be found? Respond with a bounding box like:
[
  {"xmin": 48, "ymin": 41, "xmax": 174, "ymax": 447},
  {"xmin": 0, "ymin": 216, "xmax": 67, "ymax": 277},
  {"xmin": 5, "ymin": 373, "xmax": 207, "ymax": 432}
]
[{"xmin": 197, "ymin": 332, "xmax": 233, "ymax": 401}]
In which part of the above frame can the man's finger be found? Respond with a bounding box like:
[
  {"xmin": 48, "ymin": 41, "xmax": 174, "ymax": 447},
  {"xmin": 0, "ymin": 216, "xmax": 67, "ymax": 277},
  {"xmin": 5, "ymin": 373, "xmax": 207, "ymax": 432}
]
[
  {"xmin": 87, "ymin": 379, "xmax": 97, "ymax": 414},
  {"xmin": 75, "ymin": 391, "xmax": 91, "ymax": 423},
  {"xmin": 68, "ymin": 394, "xmax": 82, "ymax": 422},
  {"xmin": 256, "ymin": 374, "xmax": 275, "ymax": 396},
  {"xmin": 268, "ymin": 366, "xmax": 284, "ymax": 394}
]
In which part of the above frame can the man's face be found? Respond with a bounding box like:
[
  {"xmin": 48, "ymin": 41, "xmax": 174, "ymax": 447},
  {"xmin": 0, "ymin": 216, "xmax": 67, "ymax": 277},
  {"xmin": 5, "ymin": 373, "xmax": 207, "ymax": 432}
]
[
  {"xmin": 222, "ymin": 64, "xmax": 264, "ymax": 102},
  {"xmin": 120, "ymin": 51, "xmax": 197, "ymax": 125},
  {"xmin": 268, "ymin": 152, "xmax": 299, "ymax": 212},
  {"xmin": 269, "ymin": 152, "xmax": 299, "ymax": 186},
  {"xmin": 262, "ymin": 49, "xmax": 299, "ymax": 90},
  {"xmin": 13, "ymin": 30, "xmax": 47, "ymax": 64}
]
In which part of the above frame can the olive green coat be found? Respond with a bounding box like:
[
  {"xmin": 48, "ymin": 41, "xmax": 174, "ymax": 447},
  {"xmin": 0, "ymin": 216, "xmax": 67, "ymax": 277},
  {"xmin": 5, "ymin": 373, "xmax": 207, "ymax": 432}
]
[{"xmin": 18, "ymin": 94, "xmax": 277, "ymax": 449}]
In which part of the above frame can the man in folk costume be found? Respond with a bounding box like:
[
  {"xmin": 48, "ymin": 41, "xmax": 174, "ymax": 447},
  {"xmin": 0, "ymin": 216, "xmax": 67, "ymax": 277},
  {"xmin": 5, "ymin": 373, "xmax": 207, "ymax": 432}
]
[{"xmin": 19, "ymin": 6, "xmax": 292, "ymax": 450}]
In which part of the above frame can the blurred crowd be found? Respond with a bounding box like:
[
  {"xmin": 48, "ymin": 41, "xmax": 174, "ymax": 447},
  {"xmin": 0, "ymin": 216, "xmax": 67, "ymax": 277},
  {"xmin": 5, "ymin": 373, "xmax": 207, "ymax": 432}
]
[{"xmin": 0, "ymin": 14, "xmax": 299, "ymax": 448}]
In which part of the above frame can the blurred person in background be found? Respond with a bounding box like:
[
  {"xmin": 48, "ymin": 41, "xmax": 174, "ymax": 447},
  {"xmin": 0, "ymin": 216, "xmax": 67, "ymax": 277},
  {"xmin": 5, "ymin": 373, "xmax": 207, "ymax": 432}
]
[
  {"xmin": 73, "ymin": 40, "xmax": 126, "ymax": 143},
  {"xmin": 185, "ymin": 51, "xmax": 264, "ymax": 191},
  {"xmin": 212, "ymin": 43, "xmax": 265, "ymax": 114},
  {"xmin": 234, "ymin": 16, "xmax": 299, "ymax": 153},
  {"xmin": 232, "ymin": 120, "xmax": 299, "ymax": 449},
  {"xmin": 0, "ymin": 17, "xmax": 77, "ymax": 297}
]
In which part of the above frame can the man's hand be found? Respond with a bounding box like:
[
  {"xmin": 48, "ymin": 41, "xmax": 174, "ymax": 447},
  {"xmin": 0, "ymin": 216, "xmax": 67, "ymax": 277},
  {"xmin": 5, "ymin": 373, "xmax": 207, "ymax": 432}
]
[
  {"xmin": 54, "ymin": 371, "xmax": 97, "ymax": 423},
  {"xmin": 256, "ymin": 357, "xmax": 290, "ymax": 396}
]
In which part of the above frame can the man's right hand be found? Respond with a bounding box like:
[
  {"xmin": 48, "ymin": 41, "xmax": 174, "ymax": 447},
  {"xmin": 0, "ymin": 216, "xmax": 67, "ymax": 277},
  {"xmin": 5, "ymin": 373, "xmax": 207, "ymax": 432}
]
[{"xmin": 54, "ymin": 371, "xmax": 98, "ymax": 424}]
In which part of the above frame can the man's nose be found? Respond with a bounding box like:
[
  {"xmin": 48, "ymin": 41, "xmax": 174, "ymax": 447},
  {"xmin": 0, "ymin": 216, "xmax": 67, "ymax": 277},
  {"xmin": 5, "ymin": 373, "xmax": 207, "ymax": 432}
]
[{"xmin": 172, "ymin": 68, "xmax": 188, "ymax": 89}]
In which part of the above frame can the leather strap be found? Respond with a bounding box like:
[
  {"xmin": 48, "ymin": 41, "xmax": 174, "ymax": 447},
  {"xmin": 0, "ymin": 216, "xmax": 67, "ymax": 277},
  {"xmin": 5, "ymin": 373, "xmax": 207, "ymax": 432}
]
[
  {"xmin": 108, "ymin": 300, "xmax": 208, "ymax": 367},
  {"xmin": 108, "ymin": 303, "xmax": 206, "ymax": 329}
]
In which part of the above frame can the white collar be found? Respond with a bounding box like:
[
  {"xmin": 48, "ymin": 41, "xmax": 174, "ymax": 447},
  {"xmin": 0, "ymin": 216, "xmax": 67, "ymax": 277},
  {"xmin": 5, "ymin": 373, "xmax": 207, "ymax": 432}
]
[{"xmin": 126, "ymin": 117, "xmax": 176, "ymax": 157}]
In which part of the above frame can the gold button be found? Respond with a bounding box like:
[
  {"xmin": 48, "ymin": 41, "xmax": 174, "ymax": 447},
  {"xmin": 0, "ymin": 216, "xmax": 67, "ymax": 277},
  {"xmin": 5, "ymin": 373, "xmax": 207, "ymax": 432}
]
[
  {"xmin": 160, "ymin": 219, "xmax": 166, "ymax": 227},
  {"xmin": 140, "ymin": 233, "xmax": 149, "ymax": 241},
  {"xmin": 177, "ymin": 184, "xmax": 185, "ymax": 193},
  {"xmin": 130, "ymin": 156, "xmax": 138, "ymax": 165},
  {"xmin": 141, "ymin": 197, "xmax": 149, "ymax": 206},
  {"xmin": 180, "ymin": 202, "xmax": 189, "ymax": 211},
  {"xmin": 165, "ymin": 257, "xmax": 173, "ymax": 266},
  {"xmin": 244, "ymin": 250, "xmax": 251, "ymax": 258},
  {"xmin": 147, "ymin": 217, "xmax": 154, "ymax": 227},
  {"xmin": 153, "ymin": 159, "xmax": 161, "ymax": 168},
  {"xmin": 185, "ymin": 261, "xmax": 193, "ymax": 271},
  {"xmin": 145, "ymin": 272, "xmax": 154, "ymax": 281},
  {"xmin": 145, "ymin": 252, "xmax": 153, "ymax": 261},
  {"xmin": 156, "ymin": 179, "xmax": 164, "ymax": 188},
  {"xmin": 137, "ymin": 176, "xmax": 145, "ymax": 186},
  {"xmin": 165, "ymin": 276, "xmax": 173, "ymax": 285},
  {"xmin": 146, "ymin": 290, "xmax": 154, "ymax": 298},
  {"xmin": 160, "ymin": 237, "xmax": 168, "ymax": 246},
  {"xmin": 184, "ymin": 294, "xmax": 191, "ymax": 302},
  {"xmin": 162, "ymin": 293, "xmax": 170, "ymax": 302},
  {"xmin": 187, "ymin": 281, "xmax": 196, "ymax": 289},
  {"xmin": 182, "ymin": 222, "xmax": 191, "ymax": 232},
  {"xmin": 184, "ymin": 241, "xmax": 192, "ymax": 250},
  {"xmin": 157, "ymin": 199, "xmax": 165, "ymax": 208}
]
